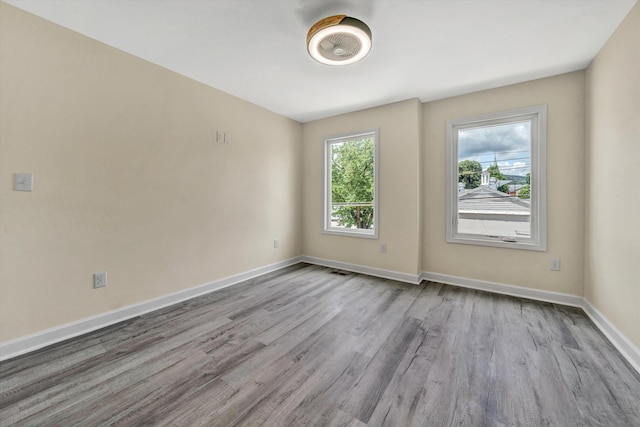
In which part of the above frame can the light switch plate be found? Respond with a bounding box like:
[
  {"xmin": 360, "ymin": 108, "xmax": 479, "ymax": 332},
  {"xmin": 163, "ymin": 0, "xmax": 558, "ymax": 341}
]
[{"xmin": 14, "ymin": 173, "xmax": 33, "ymax": 192}]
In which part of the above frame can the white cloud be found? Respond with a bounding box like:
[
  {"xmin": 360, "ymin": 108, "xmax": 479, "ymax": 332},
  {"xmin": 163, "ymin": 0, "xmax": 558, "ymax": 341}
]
[
  {"xmin": 499, "ymin": 160, "xmax": 530, "ymax": 176},
  {"xmin": 458, "ymin": 121, "xmax": 530, "ymax": 159},
  {"xmin": 458, "ymin": 121, "xmax": 531, "ymax": 176}
]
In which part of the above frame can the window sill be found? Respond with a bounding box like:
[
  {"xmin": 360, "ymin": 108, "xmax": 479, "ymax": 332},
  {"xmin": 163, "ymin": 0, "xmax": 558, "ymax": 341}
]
[
  {"xmin": 323, "ymin": 228, "xmax": 378, "ymax": 239},
  {"xmin": 446, "ymin": 235, "xmax": 546, "ymax": 251}
]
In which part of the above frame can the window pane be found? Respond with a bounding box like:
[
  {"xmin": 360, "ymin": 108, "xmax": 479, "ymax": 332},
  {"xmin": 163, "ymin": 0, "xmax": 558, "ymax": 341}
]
[
  {"xmin": 329, "ymin": 136, "xmax": 375, "ymax": 232},
  {"xmin": 446, "ymin": 105, "xmax": 546, "ymax": 250},
  {"xmin": 457, "ymin": 121, "xmax": 532, "ymax": 239}
]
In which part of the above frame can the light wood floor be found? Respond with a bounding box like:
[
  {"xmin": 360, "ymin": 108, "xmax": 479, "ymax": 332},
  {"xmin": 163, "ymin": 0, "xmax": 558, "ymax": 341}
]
[{"xmin": 1, "ymin": 263, "xmax": 639, "ymax": 426}]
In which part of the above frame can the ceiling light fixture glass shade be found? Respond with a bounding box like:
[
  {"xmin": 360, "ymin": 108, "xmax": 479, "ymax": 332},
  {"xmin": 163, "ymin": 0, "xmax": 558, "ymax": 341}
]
[{"xmin": 307, "ymin": 15, "xmax": 372, "ymax": 66}]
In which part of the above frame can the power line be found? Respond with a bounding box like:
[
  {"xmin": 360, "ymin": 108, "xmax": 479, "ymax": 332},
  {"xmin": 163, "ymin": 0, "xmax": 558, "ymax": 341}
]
[
  {"xmin": 460, "ymin": 155, "xmax": 531, "ymax": 164},
  {"xmin": 477, "ymin": 157, "xmax": 531, "ymax": 165},
  {"xmin": 493, "ymin": 165, "xmax": 531, "ymax": 173},
  {"xmin": 460, "ymin": 148, "xmax": 530, "ymax": 157}
]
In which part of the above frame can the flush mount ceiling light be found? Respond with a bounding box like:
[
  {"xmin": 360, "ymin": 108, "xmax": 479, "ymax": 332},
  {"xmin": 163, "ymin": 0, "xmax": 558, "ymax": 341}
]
[{"xmin": 307, "ymin": 15, "xmax": 372, "ymax": 66}]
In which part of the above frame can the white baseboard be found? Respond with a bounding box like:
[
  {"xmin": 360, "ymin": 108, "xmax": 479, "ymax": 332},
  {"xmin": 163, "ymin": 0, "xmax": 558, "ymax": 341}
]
[
  {"xmin": 300, "ymin": 255, "xmax": 421, "ymax": 284},
  {"xmin": 419, "ymin": 271, "xmax": 584, "ymax": 307},
  {"xmin": 582, "ymin": 299, "xmax": 640, "ymax": 374},
  {"xmin": 420, "ymin": 270, "xmax": 640, "ymax": 375},
  {"xmin": 0, "ymin": 257, "xmax": 302, "ymax": 362},
  {"xmin": 3, "ymin": 259, "xmax": 638, "ymax": 377}
]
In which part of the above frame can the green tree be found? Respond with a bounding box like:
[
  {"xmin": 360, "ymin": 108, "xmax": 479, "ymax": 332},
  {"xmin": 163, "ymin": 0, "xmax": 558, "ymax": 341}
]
[
  {"xmin": 518, "ymin": 173, "xmax": 531, "ymax": 198},
  {"xmin": 487, "ymin": 163, "xmax": 505, "ymax": 180},
  {"xmin": 487, "ymin": 163, "xmax": 509, "ymax": 193},
  {"xmin": 331, "ymin": 138, "xmax": 374, "ymax": 229},
  {"xmin": 458, "ymin": 160, "xmax": 482, "ymax": 189}
]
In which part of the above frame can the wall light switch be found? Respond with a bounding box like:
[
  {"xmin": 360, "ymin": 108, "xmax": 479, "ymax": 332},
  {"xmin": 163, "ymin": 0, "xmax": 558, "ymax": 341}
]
[{"xmin": 14, "ymin": 173, "xmax": 34, "ymax": 192}]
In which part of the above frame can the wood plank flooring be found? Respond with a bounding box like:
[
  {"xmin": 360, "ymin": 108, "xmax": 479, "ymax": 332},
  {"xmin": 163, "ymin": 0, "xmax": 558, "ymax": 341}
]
[{"xmin": 1, "ymin": 263, "xmax": 639, "ymax": 426}]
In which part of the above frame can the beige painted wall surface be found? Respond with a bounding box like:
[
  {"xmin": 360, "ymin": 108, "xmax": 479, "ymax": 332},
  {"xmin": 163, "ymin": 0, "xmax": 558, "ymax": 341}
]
[
  {"xmin": 422, "ymin": 72, "xmax": 586, "ymax": 295},
  {"xmin": 302, "ymin": 99, "xmax": 422, "ymax": 276},
  {"xmin": 585, "ymin": 2, "xmax": 640, "ymax": 349},
  {"xmin": 0, "ymin": 4, "xmax": 302, "ymax": 342}
]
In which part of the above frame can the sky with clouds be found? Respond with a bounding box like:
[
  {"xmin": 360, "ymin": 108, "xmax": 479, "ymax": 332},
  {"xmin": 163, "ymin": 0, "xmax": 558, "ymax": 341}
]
[{"xmin": 458, "ymin": 121, "xmax": 531, "ymax": 176}]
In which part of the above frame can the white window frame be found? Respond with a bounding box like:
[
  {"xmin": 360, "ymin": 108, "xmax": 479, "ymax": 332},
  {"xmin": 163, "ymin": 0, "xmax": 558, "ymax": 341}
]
[
  {"xmin": 446, "ymin": 105, "xmax": 547, "ymax": 251},
  {"xmin": 323, "ymin": 129, "xmax": 379, "ymax": 239}
]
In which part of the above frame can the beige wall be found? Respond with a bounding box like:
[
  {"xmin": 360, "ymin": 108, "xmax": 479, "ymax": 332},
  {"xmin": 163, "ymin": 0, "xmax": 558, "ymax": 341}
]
[
  {"xmin": 302, "ymin": 72, "xmax": 586, "ymax": 295},
  {"xmin": 422, "ymin": 72, "xmax": 586, "ymax": 295},
  {"xmin": 585, "ymin": 3, "xmax": 640, "ymax": 348},
  {"xmin": 302, "ymin": 99, "xmax": 423, "ymax": 276},
  {"xmin": 0, "ymin": 4, "xmax": 302, "ymax": 342}
]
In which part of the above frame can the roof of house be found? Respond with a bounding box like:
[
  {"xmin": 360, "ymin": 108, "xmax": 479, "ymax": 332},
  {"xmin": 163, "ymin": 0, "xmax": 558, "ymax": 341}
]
[{"xmin": 458, "ymin": 186, "xmax": 530, "ymax": 214}]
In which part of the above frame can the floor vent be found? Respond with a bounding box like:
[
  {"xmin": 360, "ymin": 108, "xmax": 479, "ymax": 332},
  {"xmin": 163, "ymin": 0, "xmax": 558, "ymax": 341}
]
[{"xmin": 329, "ymin": 270, "xmax": 350, "ymax": 276}]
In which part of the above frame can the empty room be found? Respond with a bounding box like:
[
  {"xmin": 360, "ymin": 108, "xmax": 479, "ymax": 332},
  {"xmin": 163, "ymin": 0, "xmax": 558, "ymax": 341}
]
[{"xmin": 1, "ymin": 0, "xmax": 639, "ymax": 425}]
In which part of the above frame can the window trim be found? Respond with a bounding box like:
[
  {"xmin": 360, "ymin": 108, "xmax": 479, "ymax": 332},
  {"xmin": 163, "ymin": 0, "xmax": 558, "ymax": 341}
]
[
  {"xmin": 323, "ymin": 129, "xmax": 379, "ymax": 239},
  {"xmin": 445, "ymin": 105, "xmax": 547, "ymax": 251}
]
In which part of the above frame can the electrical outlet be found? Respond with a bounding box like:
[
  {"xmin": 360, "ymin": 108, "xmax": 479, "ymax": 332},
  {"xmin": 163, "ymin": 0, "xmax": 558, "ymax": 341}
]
[
  {"xmin": 549, "ymin": 259, "xmax": 561, "ymax": 271},
  {"xmin": 380, "ymin": 243, "xmax": 386, "ymax": 253},
  {"xmin": 273, "ymin": 239, "xmax": 279, "ymax": 249},
  {"xmin": 93, "ymin": 272, "xmax": 107, "ymax": 288}
]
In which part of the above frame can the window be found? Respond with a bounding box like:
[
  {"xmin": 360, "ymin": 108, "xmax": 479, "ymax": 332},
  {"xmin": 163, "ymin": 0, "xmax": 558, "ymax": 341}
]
[
  {"xmin": 324, "ymin": 129, "xmax": 379, "ymax": 238},
  {"xmin": 446, "ymin": 105, "xmax": 547, "ymax": 251}
]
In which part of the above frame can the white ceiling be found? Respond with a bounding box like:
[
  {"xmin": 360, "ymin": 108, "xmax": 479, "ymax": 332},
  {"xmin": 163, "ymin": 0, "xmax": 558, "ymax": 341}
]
[{"xmin": 4, "ymin": 0, "xmax": 637, "ymax": 122}]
